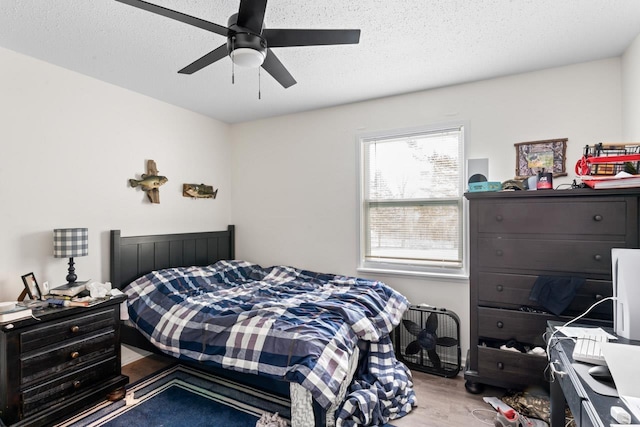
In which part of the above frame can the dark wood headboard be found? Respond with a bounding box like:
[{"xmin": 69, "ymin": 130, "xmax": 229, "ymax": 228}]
[{"xmin": 109, "ymin": 225, "xmax": 235, "ymax": 290}]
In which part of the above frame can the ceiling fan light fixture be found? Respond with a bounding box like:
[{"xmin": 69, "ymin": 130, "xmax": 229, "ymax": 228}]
[
  {"xmin": 231, "ymin": 48, "xmax": 266, "ymax": 68},
  {"xmin": 116, "ymin": 0, "xmax": 361, "ymax": 88}
]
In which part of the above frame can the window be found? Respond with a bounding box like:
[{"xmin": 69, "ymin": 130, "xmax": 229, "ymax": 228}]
[{"xmin": 358, "ymin": 123, "xmax": 466, "ymax": 277}]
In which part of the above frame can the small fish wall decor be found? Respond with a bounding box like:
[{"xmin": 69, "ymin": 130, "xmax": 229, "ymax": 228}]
[
  {"xmin": 129, "ymin": 159, "xmax": 168, "ymax": 204},
  {"xmin": 183, "ymin": 183, "xmax": 218, "ymax": 199}
]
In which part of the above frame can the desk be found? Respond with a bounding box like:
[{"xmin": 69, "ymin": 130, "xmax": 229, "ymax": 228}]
[{"xmin": 547, "ymin": 322, "xmax": 640, "ymax": 426}]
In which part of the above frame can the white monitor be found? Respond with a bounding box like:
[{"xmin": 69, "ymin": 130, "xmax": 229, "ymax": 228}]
[{"xmin": 612, "ymin": 248, "xmax": 640, "ymax": 340}]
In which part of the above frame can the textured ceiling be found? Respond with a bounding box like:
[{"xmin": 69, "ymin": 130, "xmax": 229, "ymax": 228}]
[{"xmin": 2, "ymin": 1, "xmax": 640, "ymax": 123}]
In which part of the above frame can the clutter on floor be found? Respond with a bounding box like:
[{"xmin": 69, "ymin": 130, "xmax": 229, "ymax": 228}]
[{"xmin": 482, "ymin": 390, "xmax": 577, "ymax": 427}]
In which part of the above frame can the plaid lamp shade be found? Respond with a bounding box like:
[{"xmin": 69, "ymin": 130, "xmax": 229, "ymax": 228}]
[{"xmin": 53, "ymin": 228, "xmax": 89, "ymax": 258}]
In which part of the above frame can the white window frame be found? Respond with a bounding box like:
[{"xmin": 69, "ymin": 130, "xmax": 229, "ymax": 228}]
[{"xmin": 357, "ymin": 122, "xmax": 468, "ymax": 279}]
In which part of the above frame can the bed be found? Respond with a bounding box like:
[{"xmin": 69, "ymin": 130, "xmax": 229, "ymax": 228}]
[{"xmin": 110, "ymin": 226, "xmax": 415, "ymax": 426}]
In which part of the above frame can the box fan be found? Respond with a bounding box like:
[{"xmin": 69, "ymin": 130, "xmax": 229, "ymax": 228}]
[{"xmin": 395, "ymin": 305, "xmax": 461, "ymax": 378}]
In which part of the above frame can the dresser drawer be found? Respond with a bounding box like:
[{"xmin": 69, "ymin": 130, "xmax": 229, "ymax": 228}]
[
  {"xmin": 20, "ymin": 308, "xmax": 117, "ymax": 353},
  {"xmin": 478, "ymin": 307, "xmax": 553, "ymax": 346},
  {"xmin": 21, "ymin": 329, "xmax": 116, "ymax": 386},
  {"xmin": 476, "ymin": 199, "xmax": 628, "ymax": 235},
  {"xmin": 477, "ymin": 347, "xmax": 547, "ymax": 387},
  {"xmin": 21, "ymin": 356, "xmax": 119, "ymax": 418},
  {"xmin": 478, "ymin": 237, "xmax": 622, "ymax": 275},
  {"xmin": 478, "ymin": 272, "xmax": 613, "ymax": 318}
]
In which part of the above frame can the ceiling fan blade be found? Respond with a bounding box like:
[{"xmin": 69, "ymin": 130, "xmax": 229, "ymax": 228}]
[
  {"xmin": 261, "ymin": 49, "xmax": 296, "ymax": 88},
  {"xmin": 178, "ymin": 44, "xmax": 228, "ymax": 74},
  {"xmin": 115, "ymin": 0, "xmax": 229, "ymax": 36},
  {"xmin": 237, "ymin": 0, "xmax": 267, "ymax": 34},
  {"xmin": 263, "ymin": 29, "xmax": 361, "ymax": 47}
]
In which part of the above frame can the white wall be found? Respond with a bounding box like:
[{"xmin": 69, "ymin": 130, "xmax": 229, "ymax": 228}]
[
  {"xmin": 623, "ymin": 33, "xmax": 640, "ymax": 141},
  {"xmin": 0, "ymin": 46, "xmax": 232, "ymax": 301},
  {"xmin": 231, "ymin": 58, "xmax": 623, "ymax": 357},
  {"xmin": 0, "ymin": 39, "xmax": 629, "ymax": 362}
]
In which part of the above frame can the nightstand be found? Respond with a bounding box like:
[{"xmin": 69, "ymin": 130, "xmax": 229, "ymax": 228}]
[{"xmin": 0, "ymin": 295, "xmax": 129, "ymax": 426}]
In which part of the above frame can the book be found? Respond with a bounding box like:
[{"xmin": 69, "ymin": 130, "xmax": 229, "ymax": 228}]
[
  {"xmin": 0, "ymin": 306, "xmax": 32, "ymax": 323},
  {"xmin": 582, "ymin": 172, "xmax": 640, "ymax": 189},
  {"xmin": 49, "ymin": 280, "xmax": 88, "ymax": 297},
  {"xmin": 45, "ymin": 298, "xmax": 90, "ymax": 307}
]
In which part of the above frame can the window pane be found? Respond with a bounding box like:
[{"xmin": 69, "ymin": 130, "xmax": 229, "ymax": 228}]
[
  {"xmin": 366, "ymin": 202, "xmax": 462, "ymax": 266},
  {"xmin": 365, "ymin": 129, "xmax": 461, "ymax": 200}
]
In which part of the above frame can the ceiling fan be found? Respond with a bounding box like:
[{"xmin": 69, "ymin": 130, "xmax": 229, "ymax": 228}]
[{"xmin": 115, "ymin": 0, "xmax": 361, "ymax": 88}]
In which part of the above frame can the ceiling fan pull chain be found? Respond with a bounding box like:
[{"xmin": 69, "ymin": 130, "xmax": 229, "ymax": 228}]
[
  {"xmin": 231, "ymin": 37, "xmax": 235, "ymax": 84},
  {"xmin": 258, "ymin": 67, "xmax": 261, "ymax": 100}
]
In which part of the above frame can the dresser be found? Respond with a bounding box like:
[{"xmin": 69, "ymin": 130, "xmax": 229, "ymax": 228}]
[
  {"xmin": 0, "ymin": 295, "xmax": 128, "ymax": 426},
  {"xmin": 464, "ymin": 188, "xmax": 640, "ymax": 393}
]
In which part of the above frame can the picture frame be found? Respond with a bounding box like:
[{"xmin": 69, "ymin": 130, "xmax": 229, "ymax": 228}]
[
  {"xmin": 21, "ymin": 273, "xmax": 43, "ymax": 301},
  {"xmin": 514, "ymin": 138, "xmax": 568, "ymax": 179}
]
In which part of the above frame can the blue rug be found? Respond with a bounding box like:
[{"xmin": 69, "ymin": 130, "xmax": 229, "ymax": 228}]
[{"xmin": 57, "ymin": 364, "xmax": 290, "ymax": 427}]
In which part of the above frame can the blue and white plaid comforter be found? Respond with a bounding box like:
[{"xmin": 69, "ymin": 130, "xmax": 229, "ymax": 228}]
[{"xmin": 124, "ymin": 260, "xmax": 415, "ymax": 423}]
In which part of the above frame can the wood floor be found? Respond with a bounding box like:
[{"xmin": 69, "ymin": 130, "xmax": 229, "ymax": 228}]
[
  {"xmin": 122, "ymin": 353, "xmax": 173, "ymax": 383},
  {"xmin": 122, "ymin": 355, "xmax": 524, "ymax": 426},
  {"xmin": 391, "ymin": 371, "xmax": 504, "ymax": 427}
]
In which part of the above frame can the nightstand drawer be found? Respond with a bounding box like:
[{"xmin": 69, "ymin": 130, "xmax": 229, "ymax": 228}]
[
  {"xmin": 21, "ymin": 329, "xmax": 116, "ymax": 385},
  {"xmin": 21, "ymin": 356, "xmax": 119, "ymax": 418},
  {"xmin": 476, "ymin": 199, "xmax": 627, "ymax": 235},
  {"xmin": 20, "ymin": 308, "xmax": 117, "ymax": 352}
]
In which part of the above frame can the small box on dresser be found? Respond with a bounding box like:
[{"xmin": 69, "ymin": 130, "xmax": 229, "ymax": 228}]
[
  {"xmin": 0, "ymin": 295, "xmax": 128, "ymax": 426},
  {"xmin": 464, "ymin": 188, "xmax": 639, "ymax": 393}
]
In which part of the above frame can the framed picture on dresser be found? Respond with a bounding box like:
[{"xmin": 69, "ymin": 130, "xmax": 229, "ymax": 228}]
[{"xmin": 21, "ymin": 272, "xmax": 42, "ymax": 300}]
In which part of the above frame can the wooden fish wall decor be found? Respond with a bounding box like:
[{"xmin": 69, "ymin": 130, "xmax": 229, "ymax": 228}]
[
  {"xmin": 129, "ymin": 160, "xmax": 168, "ymax": 204},
  {"xmin": 183, "ymin": 183, "xmax": 218, "ymax": 199}
]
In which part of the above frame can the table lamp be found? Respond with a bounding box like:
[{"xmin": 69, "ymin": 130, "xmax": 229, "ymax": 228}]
[{"xmin": 53, "ymin": 228, "xmax": 88, "ymax": 283}]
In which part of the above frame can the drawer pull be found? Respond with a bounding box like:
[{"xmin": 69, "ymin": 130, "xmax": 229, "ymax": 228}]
[
  {"xmin": 70, "ymin": 351, "xmax": 80, "ymax": 359},
  {"xmin": 593, "ymin": 214, "xmax": 603, "ymax": 222},
  {"xmin": 495, "ymin": 250, "xmax": 503, "ymax": 257},
  {"xmin": 495, "ymin": 215, "xmax": 503, "ymax": 222},
  {"xmin": 594, "ymin": 254, "xmax": 602, "ymax": 262},
  {"xmin": 497, "ymin": 362, "xmax": 504, "ymax": 370},
  {"xmin": 73, "ymin": 380, "xmax": 81, "ymax": 389},
  {"xmin": 496, "ymin": 285, "xmax": 503, "ymax": 292},
  {"xmin": 70, "ymin": 325, "xmax": 80, "ymax": 333},
  {"xmin": 496, "ymin": 321, "xmax": 504, "ymax": 329}
]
